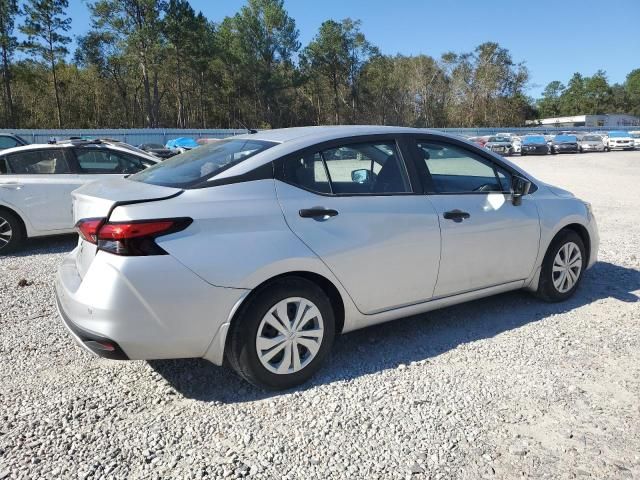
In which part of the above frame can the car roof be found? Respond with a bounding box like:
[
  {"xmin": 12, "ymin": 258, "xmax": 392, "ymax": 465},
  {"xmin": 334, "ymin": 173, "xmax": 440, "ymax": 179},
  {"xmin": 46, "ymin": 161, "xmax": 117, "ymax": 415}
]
[
  {"xmin": 0, "ymin": 140, "xmax": 159, "ymax": 162},
  {"xmin": 232, "ymin": 125, "xmax": 437, "ymax": 144},
  {"xmin": 212, "ymin": 125, "xmax": 533, "ymax": 181}
]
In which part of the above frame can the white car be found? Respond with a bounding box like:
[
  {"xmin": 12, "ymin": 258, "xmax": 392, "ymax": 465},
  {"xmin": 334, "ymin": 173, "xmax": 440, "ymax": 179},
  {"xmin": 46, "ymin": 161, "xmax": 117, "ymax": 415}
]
[
  {"xmin": 55, "ymin": 126, "xmax": 599, "ymax": 389},
  {"xmin": 630, "ymin": 131, "xmax": 640, "ymax": 149},
  {"xmin": 0, "ymin": 139, "xmax": 159, "ymax": 252},
  {"xmin": 607, "ymin": 131, "xmax": 635, "ymax": 150}
]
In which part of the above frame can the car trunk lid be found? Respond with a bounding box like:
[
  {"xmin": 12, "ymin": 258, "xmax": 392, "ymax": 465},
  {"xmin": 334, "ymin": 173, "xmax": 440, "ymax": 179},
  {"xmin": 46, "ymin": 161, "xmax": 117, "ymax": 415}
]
[{"xmin": 72, "ymin": 178, "xmax": 182, "ymax": 277}]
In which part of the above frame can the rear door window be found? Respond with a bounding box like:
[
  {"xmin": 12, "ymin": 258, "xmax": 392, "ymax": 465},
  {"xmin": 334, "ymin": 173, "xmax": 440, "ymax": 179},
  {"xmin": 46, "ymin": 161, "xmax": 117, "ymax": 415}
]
[
  {"xmin": 75, "ymin": 148, "xmax": 147, "ymax": 174},
  {"xmin": 6, "ymin": 149, "xmax": 72, "ymax": 174},
  {"xmin": 282, "ymin": 140, "xmax": 411, "ymax": 195}
]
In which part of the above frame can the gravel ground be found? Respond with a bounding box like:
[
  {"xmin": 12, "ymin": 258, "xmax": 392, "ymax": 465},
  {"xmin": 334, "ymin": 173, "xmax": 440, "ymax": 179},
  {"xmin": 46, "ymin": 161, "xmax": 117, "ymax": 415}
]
[{"xmin": 1, "ymin": 150, "xmax": 639, "ymax": 480}]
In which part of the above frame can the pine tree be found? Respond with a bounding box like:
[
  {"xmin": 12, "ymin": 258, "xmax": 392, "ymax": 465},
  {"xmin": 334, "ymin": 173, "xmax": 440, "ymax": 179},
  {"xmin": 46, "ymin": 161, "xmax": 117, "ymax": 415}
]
[{"xmin": 20, "ymin": 0, "xmax": 71, "ymax": 128}]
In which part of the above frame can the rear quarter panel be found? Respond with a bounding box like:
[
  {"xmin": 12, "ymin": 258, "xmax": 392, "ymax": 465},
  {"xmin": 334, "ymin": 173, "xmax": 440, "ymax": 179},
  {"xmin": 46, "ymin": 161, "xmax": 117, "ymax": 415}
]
[{"xmin": 108, "ymin": 179, "xmax": 356, "ymax": 303}]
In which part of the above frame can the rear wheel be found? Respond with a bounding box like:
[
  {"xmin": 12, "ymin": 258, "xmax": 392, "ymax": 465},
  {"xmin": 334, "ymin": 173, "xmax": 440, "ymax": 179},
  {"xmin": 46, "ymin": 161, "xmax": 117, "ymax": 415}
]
[
  {"xmin": 536, "ymin": 230, "xmax": 586, "ymax": 302},
  {"xmin": 0, "ymin": 209, "xmax": 24, "ymax": 254},
  {"xmin": 226, "ymin": 277, "xmax": 335, "ymax": 390}
]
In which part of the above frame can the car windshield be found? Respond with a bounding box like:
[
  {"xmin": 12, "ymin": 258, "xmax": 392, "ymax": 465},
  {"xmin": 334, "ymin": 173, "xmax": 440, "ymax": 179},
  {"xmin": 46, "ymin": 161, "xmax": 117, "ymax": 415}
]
[
  {"xmin": 130, "ymin": 138, "xmax": 276, "ymax": 188},
  {"xmin": 523, "ymin": 136, "xmax": 546, "ymax": 144},
  {"xmin": 488, "ymin": 136, "xmax": 509, "ymax": 142},
  {"xmin": 582, "ymin": 135, "xmax": 601, "ymax": 141},
  {"xmin": 555, "ymin": 135, "xmax": 577, "ymax": 142},
  {"xmin": 608, "ymin": 131, "xmax": 629, "ymax": 138},
  {"xmin": 142, "ymin": 143, "xmax": 164, "ymax": 149}
]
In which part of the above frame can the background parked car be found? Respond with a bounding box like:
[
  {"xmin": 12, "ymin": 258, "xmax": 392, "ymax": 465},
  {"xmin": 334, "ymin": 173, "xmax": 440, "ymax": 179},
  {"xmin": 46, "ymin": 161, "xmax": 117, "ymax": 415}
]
[
  {"xmin": 578, "ymin": 134, "xmax": 606, "ymax": 152},
  {"xmin": 520, "ymin": 135, "xmax": 550, "ymax": 155},
  {"xmin": 166, "ymin": 137, "xmax": 199, "ymax": 154},
  {"xmin": 0, "ymin": 133, "xmax": 28, "ymax": 151},
  {"xmin": 484, "ymin": 136, "xmax": 514, "ymax": 156},
  {"xmin": 607, "ymin": 131, "xmax": 635, "ymax": 151},
  {"xmin": 628, "ymin": 131, "xmax": 640, "ymax": 150},
  {"xmin": 0, "ymin": 139, "xmax": 159, "ymax": 253},
  {"xmin": 467, "ymin": 136, "xmax": 488, "ymax": 147},
  {"xmin": 551, "ymin": 134, "xmax": 580, "ymax": 154},
  {"xmin": 138, "ymin": 143, "xmax": 177, "ymax": 159}
]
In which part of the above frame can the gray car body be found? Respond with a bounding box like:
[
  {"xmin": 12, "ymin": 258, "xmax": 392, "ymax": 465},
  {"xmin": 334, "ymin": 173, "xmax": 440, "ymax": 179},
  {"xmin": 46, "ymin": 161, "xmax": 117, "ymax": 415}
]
[{"xmin": 55, "ymin": 126, "xmax": 599, "ymax": 365}]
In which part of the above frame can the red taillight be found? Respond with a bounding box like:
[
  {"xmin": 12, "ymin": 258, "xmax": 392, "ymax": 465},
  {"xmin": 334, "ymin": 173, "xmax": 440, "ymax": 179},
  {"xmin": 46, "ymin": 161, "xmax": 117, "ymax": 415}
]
[
  {"xmin": 75, "ymin": 217, "xmax": 192, "ymax": 256},
  {"xmin": 75, "ymin": 218, "xmax": 105, "ymax": 244},
  {"xmin": 98, "ymin": 221, "xmax": 175, "ymax": 241}
]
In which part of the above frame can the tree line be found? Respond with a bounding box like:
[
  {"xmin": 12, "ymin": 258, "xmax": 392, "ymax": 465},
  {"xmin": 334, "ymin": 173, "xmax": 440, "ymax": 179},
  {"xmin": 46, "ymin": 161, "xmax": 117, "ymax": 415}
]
[
  {"xmin": 536, "ymin": 70, "xmax": 640, "ymax": 119},
  {"xmin": 0, "ymin": 0, "xmax": 637, "ymax": 130}
]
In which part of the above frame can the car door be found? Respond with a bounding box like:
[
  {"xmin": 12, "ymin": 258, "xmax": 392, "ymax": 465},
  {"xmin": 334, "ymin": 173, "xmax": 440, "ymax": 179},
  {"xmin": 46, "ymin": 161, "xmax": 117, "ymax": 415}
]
[
  {"xmin": 411, "ymin": 137, "xmax": 540, "ymax": 297},
  {"xmin": 0, "ymin": 149, "xmax": 81, "ymax": 232},
  {"xmin": 275, "ymin": 136, "xmax": 441, "ymax": 315}
]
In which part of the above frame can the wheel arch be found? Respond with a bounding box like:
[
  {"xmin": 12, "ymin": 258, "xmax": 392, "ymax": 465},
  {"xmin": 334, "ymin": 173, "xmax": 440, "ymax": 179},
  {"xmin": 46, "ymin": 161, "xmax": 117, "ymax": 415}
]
[
  {"xmin": 559, "ymin": 223, "xmax": 591, "ymax": 262},
  {"xmin": 226, "ymin": 270, "xmax": 346, "ymax": 343},
  {"xmin": 0, "ymin": 204, "xmax": 27, "ymax": 238}
]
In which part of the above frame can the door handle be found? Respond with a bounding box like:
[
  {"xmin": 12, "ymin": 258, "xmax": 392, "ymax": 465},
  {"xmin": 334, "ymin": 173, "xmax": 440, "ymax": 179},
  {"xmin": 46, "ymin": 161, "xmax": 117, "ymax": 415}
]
[
  {"xmin": 299, "ymin": 207, "xmax": 339, "ymax": 219},
  {"xmin": 443, "ymin": 209, "xmax": 470, "ymax": 222}
]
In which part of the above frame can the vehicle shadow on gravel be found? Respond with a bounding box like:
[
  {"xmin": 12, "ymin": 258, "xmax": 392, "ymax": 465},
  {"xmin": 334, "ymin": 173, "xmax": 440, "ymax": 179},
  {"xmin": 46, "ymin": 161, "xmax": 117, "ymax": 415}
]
[
  {"xmin": 6, "ymin": 234, "xmax": 77, "ymax": 258},
  {"xmin": 150, "ymin": 261, "xmax": 639, "ymax": 403}
]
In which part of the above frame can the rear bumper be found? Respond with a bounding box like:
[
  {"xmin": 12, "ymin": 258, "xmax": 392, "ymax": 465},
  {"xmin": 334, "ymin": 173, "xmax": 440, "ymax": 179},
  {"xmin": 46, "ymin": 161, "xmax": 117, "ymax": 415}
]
[
  {"xmin": 55, "ymin": 292, "xmax": 129, "ymax": 360},
  {"xmin": 55, "ymin": 247, "xmax": 249, "ymax": 364}
]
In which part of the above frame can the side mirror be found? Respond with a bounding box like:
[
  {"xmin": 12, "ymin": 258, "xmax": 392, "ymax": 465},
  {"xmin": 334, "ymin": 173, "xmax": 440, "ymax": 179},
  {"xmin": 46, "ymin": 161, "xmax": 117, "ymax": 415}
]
[
  {"xmin": 512, "ymin": 175, "xmax": 532, "ymax": 206},
  {"xmin": 351, "ymin": 169, "xmax": 372, "ymax": 184}
]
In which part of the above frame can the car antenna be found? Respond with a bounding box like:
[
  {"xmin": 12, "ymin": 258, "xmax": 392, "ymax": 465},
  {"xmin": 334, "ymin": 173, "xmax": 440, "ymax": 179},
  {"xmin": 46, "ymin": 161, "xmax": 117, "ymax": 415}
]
[{"xmin": 235, "ymin": 119, "xmax": 257, "ymax": 134}]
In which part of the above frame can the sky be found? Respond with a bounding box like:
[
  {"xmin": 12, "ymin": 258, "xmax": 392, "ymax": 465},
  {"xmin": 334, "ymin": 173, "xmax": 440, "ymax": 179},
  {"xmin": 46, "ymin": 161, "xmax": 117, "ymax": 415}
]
[{"xmin": 61, "ymin": 0, "xmax": 640, "ymax": 99}]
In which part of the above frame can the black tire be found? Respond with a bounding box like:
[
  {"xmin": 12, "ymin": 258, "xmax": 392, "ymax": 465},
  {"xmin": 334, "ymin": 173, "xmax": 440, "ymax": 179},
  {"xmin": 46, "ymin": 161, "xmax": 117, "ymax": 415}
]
[
  {"xmin": 535, "ymin": 229, "xmax": 586, "ymax": 302},
  {"xmin": 226, "ymin": 276, "xmax": 335, "ymax": 390},
  {"xmin": 0, "ymin": 209, "xmax": 24, "ymax": 254}
]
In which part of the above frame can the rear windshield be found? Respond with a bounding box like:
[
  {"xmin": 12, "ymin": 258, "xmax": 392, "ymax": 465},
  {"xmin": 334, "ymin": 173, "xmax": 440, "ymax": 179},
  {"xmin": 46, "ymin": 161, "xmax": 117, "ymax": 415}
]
[
  {"xmin": 554, "ymin": 135, "xmax": 577, "ymax": 142},
  {"xmin": 487, "ymin": 136, "xmax": 509, "ymax": 142},
  {"xmin": 523, "ymin": 136, "xmax": 546, "ymax": 144},
  {"xmin": 130, "ymin": 138, "xmax": 276, "ymax": 188},
  {"xmin": 582, "ymin": 135, "xmax": 601, "ymax": 141}
]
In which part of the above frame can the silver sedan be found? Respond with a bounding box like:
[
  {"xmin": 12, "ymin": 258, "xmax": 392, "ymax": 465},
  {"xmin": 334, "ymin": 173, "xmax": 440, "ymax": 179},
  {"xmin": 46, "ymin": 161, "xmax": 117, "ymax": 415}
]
[{"xmin": 55, "ymin": 126, "xmax": 599, "ymax": 389}]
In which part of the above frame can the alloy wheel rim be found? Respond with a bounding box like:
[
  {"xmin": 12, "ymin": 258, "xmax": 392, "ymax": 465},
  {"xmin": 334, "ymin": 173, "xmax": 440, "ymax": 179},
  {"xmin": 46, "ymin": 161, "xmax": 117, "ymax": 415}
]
[
  {"xmin": 256, "ymin": 297, "xmax": 324, "ymax": 375},
  {"xmin": 0, "ymin": 216, "xmax": 12, "ymax": 249},
  {"xmin": 552, "ymin": 242, "xmax": 582, "ymax": 293}
]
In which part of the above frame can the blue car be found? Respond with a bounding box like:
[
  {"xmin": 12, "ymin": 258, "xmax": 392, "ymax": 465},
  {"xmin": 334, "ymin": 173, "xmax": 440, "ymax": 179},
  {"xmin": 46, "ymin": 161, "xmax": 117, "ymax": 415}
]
[{"xmin": 166, "ymin": 137, "xmax": 200, "ymax": 153}]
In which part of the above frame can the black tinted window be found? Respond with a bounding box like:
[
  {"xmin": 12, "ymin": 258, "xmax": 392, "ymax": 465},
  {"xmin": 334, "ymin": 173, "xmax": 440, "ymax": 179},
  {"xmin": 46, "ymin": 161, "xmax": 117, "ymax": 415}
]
[
  {"xmin": 282, "ymin": 141, "xmax": 411, "ymax": 195},
  {"xmin": 417, "ymin": 141, "xmax": 511, "ymax": 193},
  {"xmin": 6, "ymin": 149, "xmax": 72, "ymax": 174},
  {"xmin": 75, "ymin": 148, "xmax": 148, "ymax": 174},
  {"xmin": 282, "ymin": 152, "xmax": 331, "ymax": 194},
  {"xmin": 130, "ymin": 139, "xmax": 275, "ymax": 187}
]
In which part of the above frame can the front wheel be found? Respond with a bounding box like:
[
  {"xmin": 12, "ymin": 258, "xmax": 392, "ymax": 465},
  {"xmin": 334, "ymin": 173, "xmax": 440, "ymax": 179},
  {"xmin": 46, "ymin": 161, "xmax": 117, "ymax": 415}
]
[
  {"xmin": 535, "ymin": 230, "xmax": 586, "ymax": 302},
  {"xmin": 226, "ymin": 277, "xmax": 335, "ymax": 390}
]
